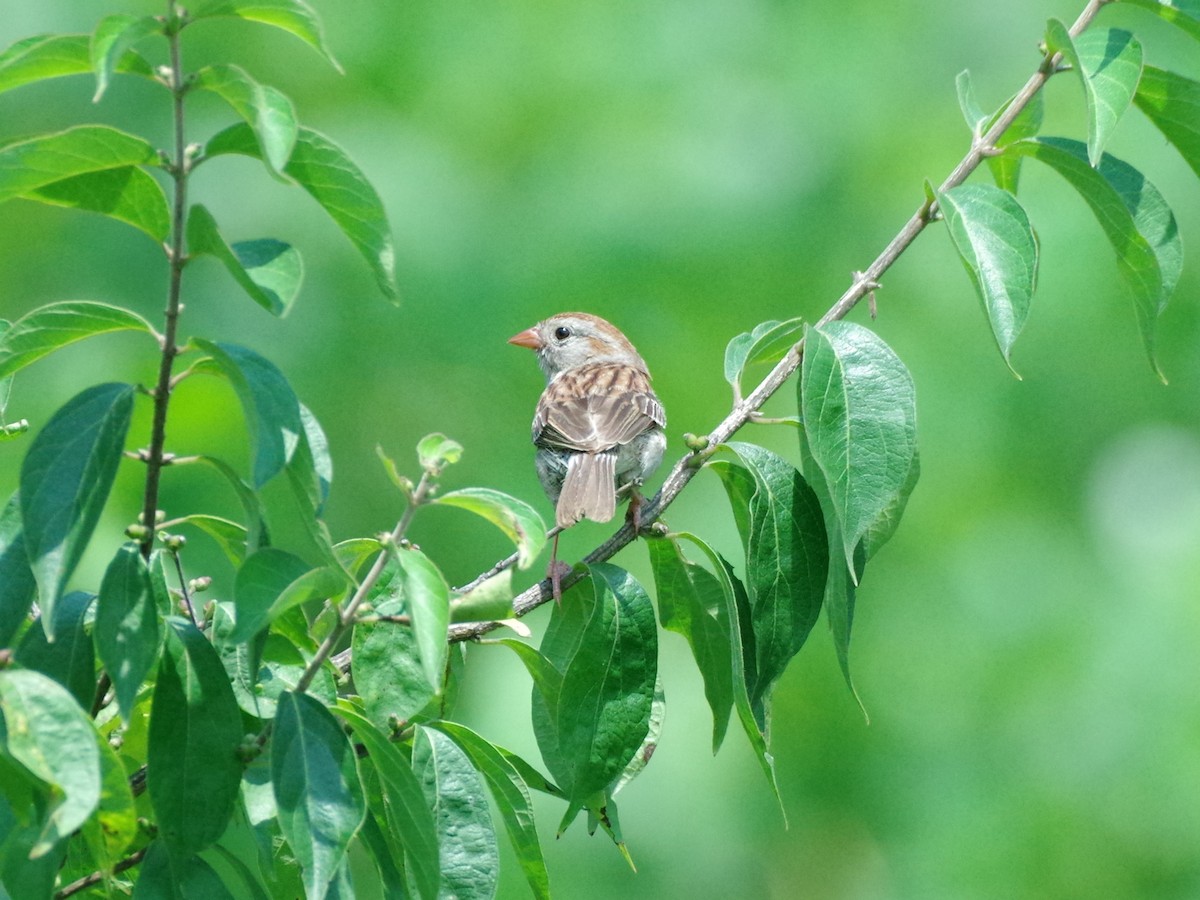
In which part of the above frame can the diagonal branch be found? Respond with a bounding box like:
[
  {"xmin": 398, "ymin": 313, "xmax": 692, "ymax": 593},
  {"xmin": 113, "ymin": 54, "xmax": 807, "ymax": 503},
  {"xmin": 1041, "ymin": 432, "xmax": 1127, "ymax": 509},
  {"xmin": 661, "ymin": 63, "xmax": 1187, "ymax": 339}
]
[{"xmin": 445, "ymin": 0, "xmax": 1108, "ymax": 644}]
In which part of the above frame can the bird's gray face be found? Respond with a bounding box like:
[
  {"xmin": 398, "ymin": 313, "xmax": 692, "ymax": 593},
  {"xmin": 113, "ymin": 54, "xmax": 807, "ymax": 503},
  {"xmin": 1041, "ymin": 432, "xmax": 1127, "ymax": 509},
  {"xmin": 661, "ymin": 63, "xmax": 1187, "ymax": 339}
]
[{"xmin": 534, "ymin": 315, "xmax": 644, "ymax": 380}]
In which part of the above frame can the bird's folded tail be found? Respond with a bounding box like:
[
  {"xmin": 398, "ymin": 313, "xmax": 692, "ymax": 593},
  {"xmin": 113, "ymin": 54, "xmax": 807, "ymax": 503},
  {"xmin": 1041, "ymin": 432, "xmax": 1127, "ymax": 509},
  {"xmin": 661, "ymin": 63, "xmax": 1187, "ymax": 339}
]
[{"xmin": 556, "ymin": 450, "xmax": 617, "ymax": 528}]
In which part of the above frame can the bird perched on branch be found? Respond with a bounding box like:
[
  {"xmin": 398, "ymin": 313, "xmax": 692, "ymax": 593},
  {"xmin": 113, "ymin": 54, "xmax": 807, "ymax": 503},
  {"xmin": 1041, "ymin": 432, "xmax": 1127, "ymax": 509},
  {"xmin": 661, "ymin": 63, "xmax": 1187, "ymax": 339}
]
[{"xmin": 509, "ymin": 312, "xmax": 666, "ymax": 598}]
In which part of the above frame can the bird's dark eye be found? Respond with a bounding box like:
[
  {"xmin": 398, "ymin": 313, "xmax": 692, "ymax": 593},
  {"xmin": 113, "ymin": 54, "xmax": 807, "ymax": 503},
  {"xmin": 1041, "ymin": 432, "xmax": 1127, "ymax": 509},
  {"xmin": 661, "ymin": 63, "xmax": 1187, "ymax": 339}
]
[{"xmin": 554, "ymin": 326, "xmax": 571, "ymax": 341}]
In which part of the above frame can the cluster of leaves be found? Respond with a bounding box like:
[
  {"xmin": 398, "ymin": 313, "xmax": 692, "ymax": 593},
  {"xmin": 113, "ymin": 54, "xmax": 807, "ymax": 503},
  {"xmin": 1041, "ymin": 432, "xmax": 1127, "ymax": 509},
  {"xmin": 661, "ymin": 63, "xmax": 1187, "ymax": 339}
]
[{"xmin": 0, "ymin": 1, "xmax": 1197, "ymax": 899}]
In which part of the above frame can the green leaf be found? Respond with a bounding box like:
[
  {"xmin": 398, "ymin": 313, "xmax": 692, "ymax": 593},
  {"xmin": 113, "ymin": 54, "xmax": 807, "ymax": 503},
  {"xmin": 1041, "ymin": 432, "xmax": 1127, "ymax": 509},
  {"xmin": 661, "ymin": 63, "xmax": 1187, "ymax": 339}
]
[
  {"xmin": 14, "ymin": 591, "xmax": 95, "ymax": 710},
  {"xmin": 147, "ymin": 618, "xmax": 244, "ymax": 856},
  {"xmin": 1006, "ymin": 137, "xmax": 1180, "ymax": 380},
  {"xmin": 192, "ymin": 0, "xmax": 342, "ymax": 71},
  {"xmin": 0, "ymin": 33, "xmax": 152, "ymax": 98},
  {"xmin": 1045, "ymin": 21, "xmax": 1143, "ymax": 166},
  {"xmin": 450, "ymin": 569, "xmax": 515, "ymax": 624},
  {"xmin": 393, "ymin": 545, "xmax": 450, "ymax": 691},
  {"xmin": 723, "ymin": 318, "xmax": 804, "ymax": 396},
  {"xmin": 545, "ymin": 564, "xmax": 658, "ymax": 829},
  {"xmin": 194, "ymin": 340, "xmax": 305, "ymax": 489},
  {"xmin": 646, "ymin": 535, "xmax": 734, "ymax": 753},
  {"xmin": 0, "ymin": 301, "xmax": 155, "ymax": 381},
  {"xmin": 955, "ymin": 70, "xmax": 1044, "ymax": 192},
  {"xmin": 187, "ymin": 455, "xmax": 269, "ymax": 554},
  {"xmin": 134, "ymin": 840, "xmax": 236, "ymax": 899},
  {"xmin": 955, "ymin": 69, "xmax": 988, "ymax": 134},
  {"xmin": 413, "ymin": 726, "xmax": 500, "ymax": 900},
  {"xmin": 233, "ymin": 547, "xmax": 344, "ymax": 642},
  {"xmin": 20, "ymin": 383, "xmax": 134, "ymax": 637},
  {"xmin": 936, "ymin": 182, "xmax": 1039, "ymax": 373},
  {"xmin": 416, "ymin": 431, "xmax": 463, "ymax": 473},
  {"xmin": 272, "ymin": 692, "xmax": 365, "ymax": 900},
  {"xmin": 434, "ymin": 487, "xmax": 547, "ymax": 569},
  {"xmin": 289, "ymin": 402, "xmax": 333, "ymax": 516},
  {"xmin": 95, "ymin": 543, "xmax": 162, "ymax": 721},
  {"xmin": 426, "ymin": 721, "xmax": 551, "ymax": 900},
  {"xmin": 610, "ymin": 675, "xmax": 665, "ymax": 797},
  {"xmin": 83, "ymin": 725, "xmax": 138, "ymax": 870},
  {"xmin": 187, "ymin": 204, "xmax": 303, "ymax": 317},
  {"xmin": 0, "ymin": 492, "xmax": 36, "ymax": 647},
  {"xmin": 205, "ymin": 124, "xmax": 398, "ymax": 301},
  {"xmin": 90, "ymin": 14, "xmax": 161, "ymax": 102},
  {"xmin": 0, "ymin": 669, "xmax": 101, "ymax": 857},
  {"xmin": 334, "ymin": 704, "xmax": 440, "ymax": 900},
  {"xmin": 1134, "ymin": 65, "xmax": 1200, "ymax": 181},
  {"xmin": 178, "ymin": 514, "xmax": 249, "ymax": 567},
  {"xmin": 1116, "ymin": 0, "xmax": 1200, "ymax": 42},
  {"xmin": 195, "ymin": 64, "xmax": 298, "ymax": 175},
  {"xmin": 27, "ymin": 166, "xmax": 171, "ymax": 243},
  {"xmin": 801, "ymin": 322, "xmax": 919, "ymax": 575},
  {"xmin": 710, "ymin": 443, "xmax": 828, "ymax": 716},
  {"xmin": 0, "ymin": 126, "xmax": 158, "ymax": 206}
]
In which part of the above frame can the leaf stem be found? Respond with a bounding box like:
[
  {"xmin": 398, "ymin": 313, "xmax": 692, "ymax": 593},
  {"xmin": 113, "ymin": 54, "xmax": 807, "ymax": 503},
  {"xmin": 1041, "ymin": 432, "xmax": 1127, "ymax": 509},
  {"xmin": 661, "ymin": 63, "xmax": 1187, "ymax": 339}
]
[{"xmin": 444, "ymin": 0, "xmax": 1108, "ymax": 644}]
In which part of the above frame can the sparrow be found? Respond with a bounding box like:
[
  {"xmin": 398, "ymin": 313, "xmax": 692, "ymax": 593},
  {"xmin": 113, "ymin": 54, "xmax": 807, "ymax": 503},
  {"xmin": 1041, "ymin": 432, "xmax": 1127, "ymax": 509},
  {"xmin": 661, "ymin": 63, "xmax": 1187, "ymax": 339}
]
[{"xmin": 509, "ymin": 313, "xmax": 667, "ymax": 596}]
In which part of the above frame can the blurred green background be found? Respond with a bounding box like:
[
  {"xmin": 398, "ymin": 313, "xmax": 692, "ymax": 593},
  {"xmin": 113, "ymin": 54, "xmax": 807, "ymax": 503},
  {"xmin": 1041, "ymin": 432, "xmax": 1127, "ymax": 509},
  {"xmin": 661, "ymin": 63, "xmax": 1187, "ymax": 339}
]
[{"xmin": 3, "ymin": 1, "xmax": 1199, "ymax": 897}]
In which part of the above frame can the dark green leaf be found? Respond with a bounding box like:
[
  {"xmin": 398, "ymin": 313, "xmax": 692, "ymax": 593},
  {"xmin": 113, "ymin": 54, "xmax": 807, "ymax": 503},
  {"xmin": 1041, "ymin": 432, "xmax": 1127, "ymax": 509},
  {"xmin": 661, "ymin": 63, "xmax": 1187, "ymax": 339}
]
[
  {"xmin": 133, "ymin": 840, "xmax": 236, "ymax": 899},
  {"xmin": 205, "ymin": 124, "xmax": 398, "ymax": 301},
  {"xmin": 351, "ymin": 593, "xmax": 436, "ymax": 727},
  {"xmin": 233, "ymin": 547, "xmax": 342, "ymax": 642},
  {"xmin": 434, "ymin": 487, "xmax": 547, "ymax": 569},
  {"xmin": 0, "ymin": 301, "xmax": 154, "ymax": 381},
  {"xmin": 20, "ymin": 383, "xmax": 134, "ymax": 636},
  {"xmin": 194, "ymin": 64, "xmax": 298, "ymax": 175},
  {"xmin": 194, "ymin": 340, "xmax": 305, "ymax": 489},
  {"xmin": 0, "ymin": 126, "xmax": 158, "ymax": 206},
  {"xmin": 90, "ymin": 14, "xmax": 161, "ymax": 101},
  {"xmin": 392, "ymin": 545, "xmax": 450, "ymax": 690},
  {"xmin": 1134, "ymin": 65, "xmax": 1200, "ymax": 181},
  {"xmin": 14, "ymin": 591, "xmax": 94, "ymax": 710},
  {"xmin": 334, "ymin": 703, "xmax": 440, "ymax": 900},
  {"xmin": 95, "ymin": 543, "xmax": 161, "ymax": 721},
  {"xmin": 187, "ymin": 204, "xmax": 303, "ymax": 316},
  {"xmin": 1116, "ymin": 0, "xmax": 1200, "ymax": 42},
  {"xmin": 427, "ymin": 721, "xmax": 552, "ymax": 900},
  {"xmin": 0, "ymin": 492, "xmax": 35, "ymax": 647},
  {"xmin": 82, "ymin": 724, "xmax": 138, "ymax": 870},
  {"xmin": 646, "ymin": 535, "xmax": 733, "ymax": 753},
  {"xmin": 413, "ymin": 726, "xmax": 500, "ymax": 900},
  {"xmin": 186, "ymin": 454, "xmax": 268, "ymax": 553},
  {"xmin": 0, "ymin": 669, "xmax": 100, "ymax": 856},
  {"xmin": 272, "ymin": 692, "xmax": 365, "ymax": 900},
  {"xmin": 936, "ymin": 182, "xmax": 1038, "ymax": 372},
  {"xmin": 192, "ymin": 0, "xmax": 342, "ymax": 71},
  {"xmin": 147, "ymin": 618, "xmax": 243, "ymax": 856},
  {"xmin": 801, "ymin": 321, "xmax": 919, "ymax": 574},
  {"xmin": 1007, "ymin": 137, "xmax": 1180, "ymax": 380},
  {"xmin": 27, "ymin": 166, "xmax": 171, "ymax": 243},
  {"xmin": 0, "ymin": 33, "xmax": 152, "ymax": 98},
  {"xmin": 1045, "ymin": 21, "xmax": 1143, "ymax": 165}
]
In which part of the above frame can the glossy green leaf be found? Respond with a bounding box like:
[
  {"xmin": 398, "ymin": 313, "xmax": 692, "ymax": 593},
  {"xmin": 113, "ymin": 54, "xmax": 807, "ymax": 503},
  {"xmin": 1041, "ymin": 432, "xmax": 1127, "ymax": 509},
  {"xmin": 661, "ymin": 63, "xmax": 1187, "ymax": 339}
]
[
  {"xmin": 611, "ymin": 675, "xmax": 665, "ymax": 797},
  {"xmin": 427, "ymin": 720, "xmax": 552, "ymax": 900},
  {"xmin": 711, "ymin": 443, "xmax": 828, "ymax": 715},
  {"xmin": 450, "ymin": 569, "xmax": 515, "ymax": 624},
  {"xmin": 195, "ymin": 64, "xmax": 298, "ymax": 175},
  {"xmin": 801, "ymin": 322, "xmax": 919, "ymax": 575},
  {"xmin": 0, "ymin": 33, "xmax": 152, "ymax": 98},
  {"xmin": 20, "ymin": 383, "xmax": 133, "ymax": 637},
  {"xmin": 0, "ymin": 492, "xmax": 35, "ymax": 647},
  {"xmin": 188, "ymin": 204, "xmax": 303, "ymax": 316},
  {"xmin": 0, "ymin": 669, "xmax": 100, "ymax": 857},
  {"xmin": 134, "ymin": 840, "xmax": 236, "ymax": 899},
  {"xmin": 936, "ymin": 183, "xmax": 1038, "ymax": 372},
  {"xmin": 272, "ymin": 692, "xmax": 365, "ymax": 900},
  {"xmin": 194, "ymin": 339, "xmax": 305, "ymax": 489},
  {"xmin": 205, "ymin": 124, "xmax": 398, "ymax": 301},
  {"xmin": 646, "ymin": 535, "xmax": 733, "ymax": 753},
  {"xmin": 27, "ymin": 166, "xmax": 171, "ymax": 243},
  {"xmin": 192, "ymin": 0, "xmax": 342, "ymax": 71},
  {"xmin": 0, "ymin": 126, "xmax": 158, "ymax": 206},
  {"xmin": 413, "ymin": 726, "xmax": 500, "ymax": 900},
  {"xmin": 723, "ymin": 318, "xmax": 804, "ymax": 397},
  {"xmin": 90, "ymin": 14, "xmax": 161, "ymax": 101},
  {"xmin": 1045, "ymin": 21, "xmax": 1142, "ymax": 166},
  {"xmin": 14, "ymin": 591, "xmax": 94, "ymax": 710},
  {"xmin": 1007, "ymin": 137, "xmax": 1180, "ymax": 380},
  {"xmin": 147, "ymin": 618, "xmax": 243, "ymax": 856},
  {"xmin": 392, "ymin": 545, "xmax": 450, "ymax": 690},
  {"xmin": 334, "ymin": 704, "xmax": 440, "ymax": 900},
  {"xmin": 0, "ymin": 301, "xmax": 154, "ymax": 381},
  {"xmin": 1134, "ymin": 65, "xmax": 1200, "ymax": 181},
  {"xmin": 232, "ymin": 547, "xmax": 343, "ymax": 642},
  {"xmin": 1116, "ymin": 0, "xmax": 1200, "ymax": 42},
  {"xmin": 434, "ymin": 487, "xmax": 547, "ymax": 569},
  {"xmin": 95, "ymin": 543, "xmax": 162, "ymax": 721}
]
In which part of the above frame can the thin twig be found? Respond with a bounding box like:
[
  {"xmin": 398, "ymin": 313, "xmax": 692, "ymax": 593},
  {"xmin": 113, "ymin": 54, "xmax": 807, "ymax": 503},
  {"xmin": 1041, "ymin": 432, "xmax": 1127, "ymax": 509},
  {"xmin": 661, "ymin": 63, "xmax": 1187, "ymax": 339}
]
[
  {"xmin": 54, "ymin": 847, "xmax": 148, "ymax": 899},
  {"xmin": 445, "ymin": 0, "xmax": 1108, "ymax": 644}
]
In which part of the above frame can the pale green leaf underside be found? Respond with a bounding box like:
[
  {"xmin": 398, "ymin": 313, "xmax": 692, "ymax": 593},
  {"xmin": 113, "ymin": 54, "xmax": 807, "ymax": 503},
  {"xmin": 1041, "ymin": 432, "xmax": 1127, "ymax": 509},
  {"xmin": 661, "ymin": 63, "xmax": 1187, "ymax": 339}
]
[
  {"xmin": 188, "ymin": 203, "xmax": 303, "ymax": 316},
  {"xmin": 192, "ymin": 0, "xmax": 343, "ymax": 72},
  {"xmin": 0, "ymin": 301, "xmax": 155, "ymax": 381}
]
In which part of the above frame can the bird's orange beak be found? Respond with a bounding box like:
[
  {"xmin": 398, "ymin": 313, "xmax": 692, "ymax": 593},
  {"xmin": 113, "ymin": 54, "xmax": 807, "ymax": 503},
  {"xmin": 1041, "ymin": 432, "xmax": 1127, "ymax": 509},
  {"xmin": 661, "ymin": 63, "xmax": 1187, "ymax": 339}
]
[{"xmin": 508, "ymin": 326, "xmax": 542, "ymax": 350}]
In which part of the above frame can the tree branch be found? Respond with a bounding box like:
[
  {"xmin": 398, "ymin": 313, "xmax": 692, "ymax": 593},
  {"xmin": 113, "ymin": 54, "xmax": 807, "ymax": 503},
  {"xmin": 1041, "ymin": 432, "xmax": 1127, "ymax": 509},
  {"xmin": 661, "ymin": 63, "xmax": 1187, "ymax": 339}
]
[{"xmin": 444, "ymin": 0, "xmax": 1108, "ymax": 644}]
